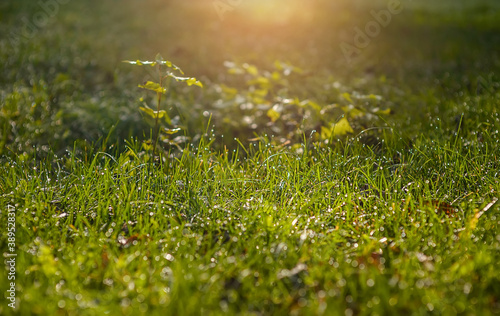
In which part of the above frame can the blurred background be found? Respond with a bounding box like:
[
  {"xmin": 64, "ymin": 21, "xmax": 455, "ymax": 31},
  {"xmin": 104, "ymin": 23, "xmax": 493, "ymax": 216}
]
[{"xmin": 1, "ymin": 0, "xmax": 499, "ymax": 156}]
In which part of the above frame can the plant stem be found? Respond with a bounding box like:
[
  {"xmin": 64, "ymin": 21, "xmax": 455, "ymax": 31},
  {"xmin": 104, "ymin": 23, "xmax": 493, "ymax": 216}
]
[{"xmin": 153, "ymin": 63, "xmax": 163, "ymax": 159}]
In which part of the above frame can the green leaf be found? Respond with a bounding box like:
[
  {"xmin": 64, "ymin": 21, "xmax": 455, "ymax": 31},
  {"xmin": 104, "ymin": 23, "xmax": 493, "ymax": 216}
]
[
  {"xmin": 220, "ymin": 84, "xmax": 238, "ymax": 97},
  {"xmin": 167, "ymin": 74, "xmax": 203, "ymax": 88},
  {"xmin": 186, "ymin": 77, "xmax": 203, "ymax": 87},
  {"xmin": 123, "ymin": 56, "xmax": 184, "ymax": 74},
  {"xmin": 163, "ymin": 127, "xmax": 182, "ymax": 134},
  {"xmin": 123, "ymin": 60, "xmax": 155, "ymax": 66},
  {"xmin": 142, "ymin": 142, "xmax": 153, "ymax": 151},
  {"xmin": 138, "ymin": 81, "xmax": 167, "ymax": 94},
  {"xmin": 139, "ymin": 106, "xmax": 169, "ymax": 121},
  {"xmin": 247, "ymin": 76, "xmax": 271, "ymax": 88},
  {"xmin": 139, "ymin": 106, "xmax": 155, "ymax": 117},
  {"xmin": 163, "ymin": 60, "xmax": 184, "ymax": 74}
]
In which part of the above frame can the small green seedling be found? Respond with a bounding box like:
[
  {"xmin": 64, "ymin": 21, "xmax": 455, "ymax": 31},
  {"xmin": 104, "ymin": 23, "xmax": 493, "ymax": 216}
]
[{"xmin": 123, "ymin": 54, "xmax": 203, "ymax": 158}]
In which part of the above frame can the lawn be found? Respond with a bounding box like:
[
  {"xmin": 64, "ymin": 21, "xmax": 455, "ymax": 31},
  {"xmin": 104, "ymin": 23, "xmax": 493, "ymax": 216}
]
[{"xmin": 1, "ymin": 0, "xmax": 500, "ymax": 315}]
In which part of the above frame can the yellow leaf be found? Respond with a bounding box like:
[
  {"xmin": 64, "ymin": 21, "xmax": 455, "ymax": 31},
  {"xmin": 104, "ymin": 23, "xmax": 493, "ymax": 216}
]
[
  {"xmin": 247, "ymin": 76, "xmax": 270, "ymax": 88},
  {"xmin": 267, "ymin": 108, "xmax": 280, "ymax": 122},
  {"xmin": 321, "ymin": 126, "xmax": 332, "ymax": 139},
  {"xmin": 252, "ymin": 96, "xmax": 268, "ymax": 105},
  {"xmin": 220, "ymin": 84, "xmax": 238, "ymax": 100},
  {"xmin": 373, "ymin": 108, "xmax": 392, "ymax": 115},
  {"xmin": 342, "ymin": 105, "xmax": 365, "ymax": 118},
  {"xmin": 253, "ymin": 89, "xmax": 268, "ymax": 98},
  {"xmin": 367, "ymin": 94, "xmax": 382, "ymax": 100},
  {"xmin": 163, "ymin": 60, "xmax": 184, "ymax": 74},
  {"xmin": 138, "ymin": 81, "xmax": 166, "ymax": 94},
  {"xmin": 342, "ymin": 92, "xmax": 354, "ymax": 104},
  {"xmin": 271, "ymin": 71, "xmax": 281, "ymax": 81},
  {"xmin": 187, "ymin": 77, "xmax": 203, "ymax": 87},
  {"xmin": 332, "ymin": 117, "xmax": 354, "ymax": 136},
  {"xmin": 242, "ymin": 63, "xmax": 259, "ymax": 76},
  {"xmin": 299, "ymin": 100, "xmax": 322, "ymax": 112},
  {"xmin": 139, "ymin": 107, "xmax": 169, "ymax": 122},
  {"xmin": 169, "ymin": 75, "xmax": 203, "ymax": 88}
]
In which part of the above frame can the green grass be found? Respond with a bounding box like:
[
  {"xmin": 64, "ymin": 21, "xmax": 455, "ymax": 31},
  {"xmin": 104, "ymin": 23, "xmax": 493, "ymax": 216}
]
[
  {"xmin": 1, "ymin": 0, "xmax": 500, "ymax": 315},
  {"xmin": 1, "ymin": 130, "xmax": 499, "ymax": 315}
]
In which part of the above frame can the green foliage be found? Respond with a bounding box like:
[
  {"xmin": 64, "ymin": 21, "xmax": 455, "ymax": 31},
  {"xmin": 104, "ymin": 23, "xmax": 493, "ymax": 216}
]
[
  {"xmin": 1, "ymin": 0, "xmax": 500, "ymax": 315},
  {"xmin": 123, "ymin": 54, "xmax": 203, "ymax": 157},
  {"xmin": 208, "ymin": 61, "xmax": 392, "ymax": 146}
]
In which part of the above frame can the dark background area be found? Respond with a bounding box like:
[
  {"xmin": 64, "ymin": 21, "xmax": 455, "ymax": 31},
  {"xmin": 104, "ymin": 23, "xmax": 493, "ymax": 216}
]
[{"xmin": 1, "ymin": 0, "xmax": 499, "ymax": 156}]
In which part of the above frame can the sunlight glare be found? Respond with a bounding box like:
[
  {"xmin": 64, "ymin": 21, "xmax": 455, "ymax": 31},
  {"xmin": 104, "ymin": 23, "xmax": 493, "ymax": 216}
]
[{"xmin": 238, "ymin": 0, "xmax": 316, "ymax": 25}]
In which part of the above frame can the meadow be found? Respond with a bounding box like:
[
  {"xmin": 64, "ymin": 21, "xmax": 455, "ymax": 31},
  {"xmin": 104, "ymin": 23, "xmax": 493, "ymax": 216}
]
[{"xmin": 1, "ymin": 0, "xmax": 499, "ymax": 314}]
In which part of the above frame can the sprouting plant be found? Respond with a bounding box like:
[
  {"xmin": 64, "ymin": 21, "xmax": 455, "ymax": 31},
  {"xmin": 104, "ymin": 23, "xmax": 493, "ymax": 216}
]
[
  {"xmin": 123, "ymin": 54, "xmax": 203, "ymax": 158},
  {"xmin": 214, "ymin": 60, "xmax": 356, "ymax": 142},
  {"xmin": 215, "ymin": 61, "xmax": 392, "ymax": 144}
]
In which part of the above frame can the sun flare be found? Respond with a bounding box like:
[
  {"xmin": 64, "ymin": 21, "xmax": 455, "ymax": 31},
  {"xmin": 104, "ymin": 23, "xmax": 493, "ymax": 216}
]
[{"xmin": 231, "ymin": 0, "xmax": 318, "ymax": 25}]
